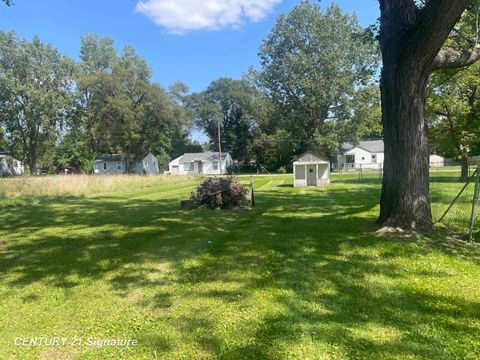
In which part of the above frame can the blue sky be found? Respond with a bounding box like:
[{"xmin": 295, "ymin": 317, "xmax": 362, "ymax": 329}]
[{"xmin": 0, "ymin": 0, "xmax": 379, "ymax": 93}]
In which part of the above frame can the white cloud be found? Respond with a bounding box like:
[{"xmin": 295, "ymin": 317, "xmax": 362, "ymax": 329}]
[{"xmin": 135, "ymin": 0, "xmax": 282, "ymax": 34}]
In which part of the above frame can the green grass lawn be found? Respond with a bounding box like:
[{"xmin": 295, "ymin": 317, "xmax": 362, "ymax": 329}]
[{"xmin": 1, "ymin": 175, "xmax": 480, "ymax": 359}]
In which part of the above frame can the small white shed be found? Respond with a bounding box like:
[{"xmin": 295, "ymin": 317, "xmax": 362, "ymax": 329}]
[{"xmin": 293, "ymin": 152, "xmax": 331, "ymax": 187}]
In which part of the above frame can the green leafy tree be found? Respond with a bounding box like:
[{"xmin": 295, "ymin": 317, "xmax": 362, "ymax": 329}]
[
  {"xmin": 189, "ymin": 78, "xmax": 264, "ymax": 162},
  {"xmin": 337, "ymin": 85, "xmax": 382, "ymax": 144},
  {"xmin": 256, "ymin": 1, "xmax": 379, "ymax": 156},
  {"xmin": 428, "ymin": 64, "xmax": 480, "ymax": 179},
  {"xmin": 378, "ymin": 0, "xmax": 480, "ymax": 230},
  {"xmin": 95, "ymin": 46, "xmax": 185, "ymax": 171},
  {"xmin": 73, "ymin": 34, "xmax": 117, "ymax": 153},
  {"xmin": 53, "ymin": 133, "xmax": 96, "ymax": 173},
  {"xmin": 70, "ymin": 37, "xmax": 190, "ymax": 172},
  {"xmin": 0, "ymin": 31, "xmax": 75, "ymax": 173}
]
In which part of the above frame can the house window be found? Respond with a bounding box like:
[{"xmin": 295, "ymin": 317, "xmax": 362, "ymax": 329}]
[
  {"xmin": 103, "ymin": 163, "xmax": 107, "ymax": 170},
  {"xmin": 183, "ymin": 162, "xmax": 194, "ymax": 171},
  {"xmin": 117, "ymin": 162, "xmax": 122, "ymax": 170},
  {"xmin": 346, "ymin": 155, "xmax": 355, "ymax": 163},
  {"xmin": 372, "ymin": 154, "xmax": 377, "ymax": 163},
  {"xmin": 212, "ymin": 161, "xmax": 218, "ymax": 171}
]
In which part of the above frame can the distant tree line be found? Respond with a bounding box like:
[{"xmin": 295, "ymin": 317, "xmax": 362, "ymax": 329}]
[
  {"xmin": 0, "ymin": 32, "xmax": 201, "ymax": 173},
  {"xmin": 1, "ymin": 0, "xmax": 477, "ymax": 176}
]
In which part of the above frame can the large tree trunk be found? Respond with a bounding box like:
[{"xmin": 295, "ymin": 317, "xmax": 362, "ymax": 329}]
[
  {"xmin": 28, "ymin": 152, "xmax": 36, "ymax": 175},
  {"xmin": 378, "ymin": 0, "xmax": 471, "ymax": 231},
  {"xmin": 379, "ymin": 60, "xmax": 432, "ymax": 229}
]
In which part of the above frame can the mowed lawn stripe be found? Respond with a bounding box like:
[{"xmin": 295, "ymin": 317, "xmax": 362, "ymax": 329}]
[{"xmin": 1, "ymin": 175, "xmax": 480, "ymax": 359}]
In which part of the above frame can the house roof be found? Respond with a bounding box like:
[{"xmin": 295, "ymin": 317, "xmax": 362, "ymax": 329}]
[
  {"xmin": 0, "ymin": 148, "xmax": 8, "ymax": 156},
  {"xmin": 341, "ymin": 140, "xmax": 384, "ymax": 154},
  {"xmin": 175, "ymin": 152, "xmax": 230, "ymax": 163},
  {"xmin": 93, "ymin": 154, "xmax": 124, "ymax": 162},
  {"xmin": 293, "ymin": 151, "xmax": 330, "ymax": 164}
]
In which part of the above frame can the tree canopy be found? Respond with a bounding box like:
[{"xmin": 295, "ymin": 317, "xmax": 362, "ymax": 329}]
[
  {"xmin": 0, "ymin": 31, "xmax": 75, "ymax": 173},
  {"xmin": 256, "ymin": 0, "xmax": 380, "ymax": 159},
  {"xmin": 0, "ymin": 32, "xmax": 195, "ymax": 173}
]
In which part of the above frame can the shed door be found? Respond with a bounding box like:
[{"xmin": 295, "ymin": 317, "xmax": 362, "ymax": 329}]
[{"xmin": 307, "ymin": 165, "xmax": 316, "ymax": 186}]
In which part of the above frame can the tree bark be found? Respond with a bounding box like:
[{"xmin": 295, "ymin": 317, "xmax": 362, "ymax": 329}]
[
  {"xmin": 379, "ymin": 62, "xmax": 433, "ymax": 229},
  {"xmin": 27, "ymin": 151, "xmax": 37, "ymax": 175},
  {"xmin": 378, "ymin": 0, "xmax": 469, "ymax": 230},
  {"xmin": 460, "ymin": 155, "xmax": 469, "ymax": 182}
]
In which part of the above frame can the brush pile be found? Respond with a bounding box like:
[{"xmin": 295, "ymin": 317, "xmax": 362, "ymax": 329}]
[{"xmin": 191, "ymin": 177, "xmax": 247, "ymax": 209}]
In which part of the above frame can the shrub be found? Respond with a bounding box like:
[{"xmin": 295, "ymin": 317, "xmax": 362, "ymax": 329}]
[
  {"xmin": 191, "ymin": 177, "xmax": 247, "ymax": 209},
  {"xmin": 277, "ymin": 166, "xmax": 287, "ymax": 174}
]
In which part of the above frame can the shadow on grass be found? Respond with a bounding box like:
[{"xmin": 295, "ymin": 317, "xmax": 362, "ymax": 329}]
[{"xmin": 1, "ymin": 185, "xmax": 480, "ymax": 358}]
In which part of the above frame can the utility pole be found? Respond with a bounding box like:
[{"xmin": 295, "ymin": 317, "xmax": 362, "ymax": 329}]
[{"xmin": 217, "ymin": 119, "xmax": 222, "ymax": 175}]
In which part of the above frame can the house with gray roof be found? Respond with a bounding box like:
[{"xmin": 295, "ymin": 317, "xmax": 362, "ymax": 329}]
[
  {"xmin": 337, "ymin": 140, "xmax": 385, "ymax": 169},
  {"xmin": 337, "ymin": 140, "xmax": 444, "ymax": 169},
  {"xmin": 93, "ymin": 153, "xmax": 159, "ymax": 175},
  {"xmin": 168, "ymin": 152, "xmax": 233, "ymax": 175}
]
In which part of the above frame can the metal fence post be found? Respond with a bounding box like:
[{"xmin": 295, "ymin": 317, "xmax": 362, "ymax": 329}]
[
  {"xmin": 249, "ymin": 175, "xmax": 255, "ymax": 207},
  {"xmin": 469, "ymin": 165, "xmax": 480, "ymax": 242}
]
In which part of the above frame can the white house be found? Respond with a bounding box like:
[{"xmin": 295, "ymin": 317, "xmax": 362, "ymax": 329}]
[
  {"xmin": 429, "ymin": 154, "xmax": 445, "ymax": 167},
  {"xmin": 337, "ymin": 140, "xmax": 446, "ymax": 169},
  {"xmin": 0, "ymin": 149, "xmax": 24, "ymax": 176},
  {"xmin": 337, "ymin": 140, "xmax": 385, "ymax": 170},
  {"xmin": 93, "ymin": 153, "xmax": 160, "ymax": 175},
  {"xmin": 168, "ymin": 152, "xmax": 233, "ymax": 176},
  {"xmin": 293, "ymin": 151, "xmax": 331, "ymax": 187}
]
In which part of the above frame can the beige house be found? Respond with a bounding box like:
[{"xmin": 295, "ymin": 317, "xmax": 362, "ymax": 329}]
[{"xmin": 293, "ymin": 151, "xmax": 331, "ymax": 187}]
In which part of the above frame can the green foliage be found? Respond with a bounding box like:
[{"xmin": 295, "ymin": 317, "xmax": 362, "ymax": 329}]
[
  {"xmin": 188, "ymin": 78, "xmax": 265, "ymax": 163},
  {"xmin": 53, "ymin": 133, "xmax": 96, "ymax": 173},
  {"xmin": 74, "ymin": 36, "xmax": 191, "ymax": 172},
  {"xmin": 169, "ymin": 134, "xmax": 203, "ymax": 160},
  {"xmin": 256, "ymin": 0, "xmax": 379, "ymax": 156},
  {"xmin": 428, "ymin": 63, "xmax": 480, "ymax": 160},
  {"xmin": 244, "ymin": 0, "xmax": 381, "ymax": 169},
  {"xmin": 251, "ymin": 129, "xmax": 297, "ymax": 171},
  {"xmin": 0, "ymin": 31, "xmax": 76, "ymax": 173}
]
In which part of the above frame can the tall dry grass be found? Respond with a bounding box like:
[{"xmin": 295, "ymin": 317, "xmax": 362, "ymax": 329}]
[{"xmin": 0, "ymin": 174, "xmax": 196, "ymax": 199}]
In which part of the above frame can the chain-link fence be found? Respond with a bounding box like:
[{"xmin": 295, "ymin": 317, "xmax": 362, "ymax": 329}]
[
  {"xmin": 331, "ymin": 162, "xmax": 480, "ymax": 241},
  {"xmin": 431, "ymin": 165, "xmax": 480, "ymax": 241},
  {"xmin": 331, "ymin": 163, "xmax": 383, "ymax": 184}
]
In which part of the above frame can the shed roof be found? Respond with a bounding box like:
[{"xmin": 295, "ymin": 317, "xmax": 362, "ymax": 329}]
[
  {"xmin": 293, "ymin": 151, "xmax": 330, "ymax": 164},
  {"xmin": 341, "ymin": 140, "xmax": 384, "ymax": 154}
]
